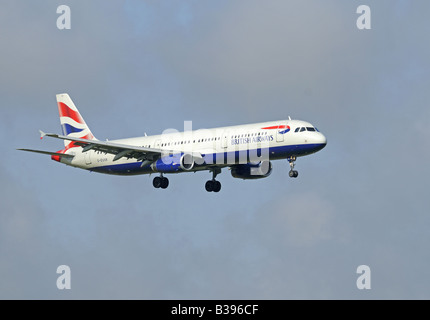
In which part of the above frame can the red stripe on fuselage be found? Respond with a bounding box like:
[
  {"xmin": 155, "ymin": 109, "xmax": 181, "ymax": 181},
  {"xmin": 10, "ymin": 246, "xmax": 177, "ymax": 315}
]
[
  {"xmin": 58, "ymin": 102, "xmax": 84, "ymax": 124},
  {"xmin": 261, "ymin": 125, "xmax": 287, "ymax": 130}
]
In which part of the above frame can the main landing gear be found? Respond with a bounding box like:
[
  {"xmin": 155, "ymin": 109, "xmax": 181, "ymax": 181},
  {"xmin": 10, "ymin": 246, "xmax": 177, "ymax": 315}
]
[
  {"xmin": 152, "ymin": 169, "xmax": 223, "ymax": 192},
  {"xmin": 205, "ymin": 168, "xmax": 221, "ymax": 192},
  {"xmin": 153, "ymin": 174, "xmax": 169, "ymax": 189},
  {"xmin": 288, "ymin": 156, "xmax": 298, "ymax": 178}
]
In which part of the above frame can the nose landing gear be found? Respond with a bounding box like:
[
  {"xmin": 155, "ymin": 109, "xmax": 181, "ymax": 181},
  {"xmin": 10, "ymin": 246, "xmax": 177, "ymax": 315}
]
[{"xmin": 288, "ymin": 156, "xmax": 298, "ymax": 178}]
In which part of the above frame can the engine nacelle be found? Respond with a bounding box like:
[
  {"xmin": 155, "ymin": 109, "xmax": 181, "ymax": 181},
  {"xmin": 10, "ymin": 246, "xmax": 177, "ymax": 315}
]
[
  {"xmin": 151, "ymin": 153, "xmax": 197, "ymax": 173},
  {"xmin": 231, "ymin": 161, "xmax": 273, "ymax": 180},
  {"xmin": 151, "ymin": 154, "xmax": 181, "ymax": 173},
  {"xmin": 180, "ymin": 153, "xmax": 195, "ymax": 171}
]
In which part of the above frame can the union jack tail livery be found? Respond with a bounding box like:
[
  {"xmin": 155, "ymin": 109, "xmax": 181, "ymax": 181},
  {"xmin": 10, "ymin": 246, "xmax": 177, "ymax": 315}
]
[{"xmin": 56, "ymin": 93, "xmax": 96, "ymax": 147}]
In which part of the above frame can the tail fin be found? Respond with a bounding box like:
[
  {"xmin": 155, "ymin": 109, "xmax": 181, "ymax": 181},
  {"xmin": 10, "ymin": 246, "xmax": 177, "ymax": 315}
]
[{"xmin": 56, "ymin": 93, "xmax": 97, "ymax": 147}]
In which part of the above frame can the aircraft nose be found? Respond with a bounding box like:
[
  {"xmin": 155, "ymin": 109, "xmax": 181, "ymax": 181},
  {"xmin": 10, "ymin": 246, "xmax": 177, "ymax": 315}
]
[
  {"xmin": 314, "ymin": 133, "xmax": 327, "ymax": 149},
  {"xmin": 319, "ymin": 133, "xmax": 327, "ymax": 146}
]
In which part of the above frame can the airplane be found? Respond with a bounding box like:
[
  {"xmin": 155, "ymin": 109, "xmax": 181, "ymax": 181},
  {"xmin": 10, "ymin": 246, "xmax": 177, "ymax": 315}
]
[{"xmin": 18, "ymin": 93, "xmax": 327, "ymax": 192}]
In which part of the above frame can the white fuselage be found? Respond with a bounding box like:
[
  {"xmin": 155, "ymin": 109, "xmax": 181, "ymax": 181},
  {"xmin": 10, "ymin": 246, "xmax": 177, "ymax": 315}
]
[{"xmin": 60, "ymin": 119, "xmax": 326, "ymax": 175}]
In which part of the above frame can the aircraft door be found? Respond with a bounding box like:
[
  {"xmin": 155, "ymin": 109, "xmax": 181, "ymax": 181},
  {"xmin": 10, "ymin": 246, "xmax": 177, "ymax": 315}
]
[
  {"xmin": 222, "ymin": 132, "xmax": 229, "ymax": 149},
  {"xmin": 84, "ymin": 151, "xmax": 91, "ymax": 165}
]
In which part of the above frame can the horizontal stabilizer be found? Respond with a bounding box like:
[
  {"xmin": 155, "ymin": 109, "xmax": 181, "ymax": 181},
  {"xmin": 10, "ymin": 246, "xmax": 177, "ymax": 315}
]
[
  {"xmin": 17, "ymin": 149, "xmax": 74, "ymax": 158},
  {"xmin": 39, "ymin": 130, "xmax": 46, "ymax": 139}
]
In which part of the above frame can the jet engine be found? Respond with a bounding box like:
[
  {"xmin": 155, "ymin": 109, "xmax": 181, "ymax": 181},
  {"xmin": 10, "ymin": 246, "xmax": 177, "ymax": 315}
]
[{"xmin": 230, "ymin": 161, "xmax": 272, "ymax": 179}]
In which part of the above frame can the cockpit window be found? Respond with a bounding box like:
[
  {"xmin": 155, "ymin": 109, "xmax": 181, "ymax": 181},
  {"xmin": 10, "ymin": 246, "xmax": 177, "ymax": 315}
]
[
  {"xmin": 294, "ymin": 127, "xmax": 300, "ymax": 132},
  {"xmin": 300, "ymin": 127, "xmax": 306, "ymax": 132},
  {"xmin": 307, "ymin": 127, "xmax": 316, "ymax": 132},
  {"xmin": 315, "ymin": 127, "xmax": 319, "ymax": 132}
]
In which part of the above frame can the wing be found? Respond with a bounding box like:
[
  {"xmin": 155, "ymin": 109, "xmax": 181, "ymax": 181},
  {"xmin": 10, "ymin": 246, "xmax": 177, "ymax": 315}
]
[{"xmin": 39, "ymin": 131, "xmax": 204, "ymax": 164}]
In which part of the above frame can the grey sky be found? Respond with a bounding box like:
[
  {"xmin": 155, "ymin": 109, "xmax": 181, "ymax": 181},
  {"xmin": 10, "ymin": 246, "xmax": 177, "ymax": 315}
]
[{"xmin": 1, "ymin": 0, "xmax": 429, "ymax": 299}]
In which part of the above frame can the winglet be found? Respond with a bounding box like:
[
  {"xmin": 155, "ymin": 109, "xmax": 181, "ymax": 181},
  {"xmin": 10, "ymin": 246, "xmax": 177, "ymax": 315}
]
[{"xmin": 39, "ymin": 130, "xmax": 46, "ymax": 140}]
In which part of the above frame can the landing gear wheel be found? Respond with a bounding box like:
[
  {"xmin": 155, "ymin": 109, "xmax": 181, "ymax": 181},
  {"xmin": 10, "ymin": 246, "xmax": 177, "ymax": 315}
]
[
  {"xmin": 213, "ymin": 181, "xmax": 221, "ymax": 192},
  {"xmin": 206, "ymin": 168, "xmax": 222, "ymax": 192},
  {"xmin": 288, "ymin": 156, "xmax": 298, "ymax": 178},
  {"xmin": 205, "ymin": 180, "xmax": 221, "ymax": 192},
  {"xmin": 205, "ymin": 180, "xmax": 214, "ymax": 192},
  {"xmin": 153, "ymin": 176, "xmax": 169, "ymax": 189},
  {"xmin": 153, "ymin": 176, "xmax": 162, "ymax": 188},
  {"xmin": 289, "ymin": 170, "xmax": 298, "ymax": 178},
  {"xmin": 160, "ymin": 177, "xmax": 169, "ymax": 189}
]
